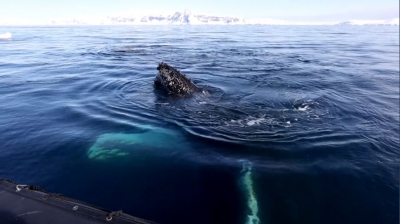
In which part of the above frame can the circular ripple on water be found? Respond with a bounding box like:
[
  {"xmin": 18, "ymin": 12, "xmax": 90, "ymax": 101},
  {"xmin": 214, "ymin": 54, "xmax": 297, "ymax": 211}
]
[
  {"xmin": 75, "ymin": 43, "xmax": 371, "ymax": 156},
  {"xmin": 150, "ymin": 88, "xmax": 340, "ymax": 148},
  {"xmin": 62, "ymin": 74, "xmax": 166, "ymax": 134}
]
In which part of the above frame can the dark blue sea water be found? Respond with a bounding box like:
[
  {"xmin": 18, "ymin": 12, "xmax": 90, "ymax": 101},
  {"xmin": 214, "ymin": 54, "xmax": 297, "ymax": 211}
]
[{"xmin": 0, "ymin": 25, "xmax": 398, "ymax": 224}]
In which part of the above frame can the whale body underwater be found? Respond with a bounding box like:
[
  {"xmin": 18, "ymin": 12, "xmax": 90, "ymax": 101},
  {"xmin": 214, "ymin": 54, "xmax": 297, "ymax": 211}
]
[{"xmin": 87, "ymin": 62, "xmax": 260, "ymax": 224}]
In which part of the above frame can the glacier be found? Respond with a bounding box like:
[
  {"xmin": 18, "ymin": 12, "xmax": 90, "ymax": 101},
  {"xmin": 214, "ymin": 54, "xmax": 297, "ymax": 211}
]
[{"xmin": 0, "ymin": 10, "xmax": 398, "ymax": 26}]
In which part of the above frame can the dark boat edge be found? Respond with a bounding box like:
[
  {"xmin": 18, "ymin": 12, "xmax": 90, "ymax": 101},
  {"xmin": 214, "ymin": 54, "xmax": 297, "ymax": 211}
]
[{"xmin": 0, "ymin": 178, "xmax": 158, "ymax": 224}]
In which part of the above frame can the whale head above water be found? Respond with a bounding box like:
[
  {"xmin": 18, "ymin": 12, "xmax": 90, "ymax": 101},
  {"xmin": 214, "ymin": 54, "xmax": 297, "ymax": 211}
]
[{"xmin": 154, "ymin": 62, "xmax": 200, "ymax": 95}]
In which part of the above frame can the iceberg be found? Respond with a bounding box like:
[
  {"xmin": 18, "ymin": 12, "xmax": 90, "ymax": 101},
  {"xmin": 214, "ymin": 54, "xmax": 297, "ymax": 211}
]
[{"xmin": 0, "ymin": 32, "xmax": 12, "ymax": 40}]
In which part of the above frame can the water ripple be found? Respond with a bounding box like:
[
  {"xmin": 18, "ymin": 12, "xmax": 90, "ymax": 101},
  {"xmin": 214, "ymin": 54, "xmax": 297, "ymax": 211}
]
[{"xmin": 0, "ymin": 25, "xmax": 398, "ymax": 224}]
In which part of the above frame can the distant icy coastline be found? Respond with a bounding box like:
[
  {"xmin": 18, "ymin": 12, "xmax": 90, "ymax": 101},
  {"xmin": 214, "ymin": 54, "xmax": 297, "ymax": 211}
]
[
  {"xmin": 246, "ymin": 18, "xmax": 399, "ymax": 26},
  {"xmin": 335, "ymin": 18, "xmax": 399, "ymax": 26},
  {"xmin": 0, "ymin": 10, "xmax": 398, "ymax": 26}
]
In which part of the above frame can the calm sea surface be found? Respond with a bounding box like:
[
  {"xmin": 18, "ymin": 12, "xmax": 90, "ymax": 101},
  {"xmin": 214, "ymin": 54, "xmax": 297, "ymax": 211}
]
[{"xmin": 0, "ymin": 25, "xmax": 398, "ymax": 224}]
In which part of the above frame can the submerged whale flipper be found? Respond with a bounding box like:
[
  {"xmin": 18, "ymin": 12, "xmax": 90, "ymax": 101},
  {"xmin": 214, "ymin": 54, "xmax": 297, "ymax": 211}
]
[
  {"xmin": 155, "ymin": 62, "xmax": 200, "ymax": 95},
  {"xmin": 87, "ymin": 125, "xmax": 186, "ymax": 160},
  {"xmin": 240, "ymin": 161, "xmax": 260, "ymax": 224}
]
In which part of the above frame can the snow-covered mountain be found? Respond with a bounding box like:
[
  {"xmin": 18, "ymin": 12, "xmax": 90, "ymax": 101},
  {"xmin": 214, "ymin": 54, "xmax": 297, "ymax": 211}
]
[
  {"xmin": 0, "ymin": 10, "xmax": 398, "ymax": 26},
  {"xmin": 46, "ymin": 10, "xmax": 245, "ymax": 25},
  {"xmin": 106, "ymin": 14, "xmax": 244, "ymax": 25}
]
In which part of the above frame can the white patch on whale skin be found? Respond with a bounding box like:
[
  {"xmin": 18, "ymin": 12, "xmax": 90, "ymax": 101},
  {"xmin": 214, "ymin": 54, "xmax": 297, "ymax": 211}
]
[
  {"xmin": 87, "ymin": 125, "xmax": 184, "ymax": 160},
  {"xmin": 241, "ymin": 161, "xmax": 260, "ymax": 224}
]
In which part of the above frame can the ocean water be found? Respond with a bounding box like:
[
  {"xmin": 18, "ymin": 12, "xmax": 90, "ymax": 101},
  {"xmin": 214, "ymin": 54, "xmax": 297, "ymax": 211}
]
[{"xmin": 0, "ymin": 25, "xmax": 398, "ymax": 224}]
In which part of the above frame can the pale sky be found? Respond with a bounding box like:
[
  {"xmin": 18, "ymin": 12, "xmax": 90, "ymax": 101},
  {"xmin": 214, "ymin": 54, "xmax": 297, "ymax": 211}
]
[{"xmin": 1, "ymin": 0, "xmax": 398, "ymax": 21}]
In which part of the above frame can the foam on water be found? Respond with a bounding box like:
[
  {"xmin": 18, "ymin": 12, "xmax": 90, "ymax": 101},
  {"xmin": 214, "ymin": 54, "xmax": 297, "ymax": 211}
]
[
  {"xmin": 226, "ymin": 116, "xmax": 270, "ymax": 128},
  {"xmin": 297, "ymin": 105, "xmax": 309, "ymax": 111},
  {"xmin": 246, "ymin": 117, "xmax": 266, "ymax": 126}
]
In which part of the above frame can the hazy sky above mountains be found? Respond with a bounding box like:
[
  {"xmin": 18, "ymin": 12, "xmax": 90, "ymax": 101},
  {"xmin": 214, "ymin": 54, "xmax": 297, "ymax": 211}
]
[{"xmin": 1, "ymin": 0, "xmax": 398, "ymax": 22}]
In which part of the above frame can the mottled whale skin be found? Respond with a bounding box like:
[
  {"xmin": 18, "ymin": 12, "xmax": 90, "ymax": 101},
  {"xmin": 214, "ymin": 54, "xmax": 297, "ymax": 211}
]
[{"xmin": 155, "ymin": 62, "xmax": 200, "ymax": 95}]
